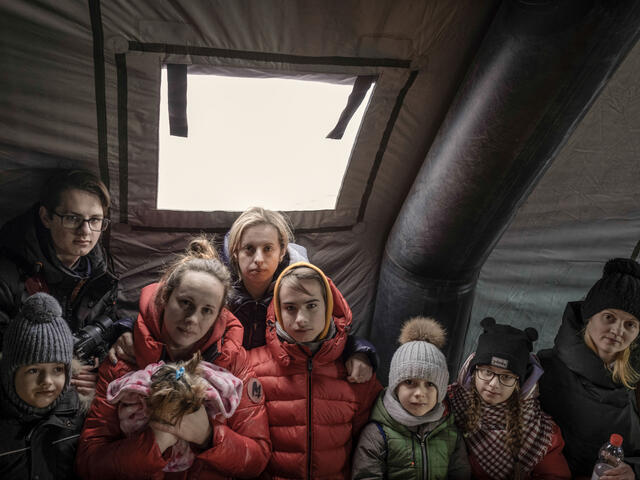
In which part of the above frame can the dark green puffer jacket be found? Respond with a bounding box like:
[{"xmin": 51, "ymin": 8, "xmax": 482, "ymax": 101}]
[{"xmin": 352, "ymin": 393, "xmax": 470, "ymax": 480}]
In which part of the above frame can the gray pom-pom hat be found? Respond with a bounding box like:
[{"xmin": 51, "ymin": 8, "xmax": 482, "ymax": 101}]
[
  {"xmin": 388, "ymin": 316, "xmax": 449, "ymax": 403},
  {"xmin": 0, "ymin": 292, "xmax": 74, "ymax": 416}
]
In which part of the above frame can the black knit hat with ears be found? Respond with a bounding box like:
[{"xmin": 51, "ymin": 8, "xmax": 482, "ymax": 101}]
[
  {"xmin": 469, "ymin": 317, "xmax": 538, "ymax": 385},
  {"xmin": 0, "ymin": 292, "xmax": 73, "ymax": 416},
  {"xmin": 581, "ymin": 258, "xmax": 640, "ymax": 322}
]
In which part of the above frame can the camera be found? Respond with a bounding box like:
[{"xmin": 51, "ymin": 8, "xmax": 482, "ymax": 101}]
[{"xmin": 73, "ymin": 315, "xmax": 117, "ymax": 364}]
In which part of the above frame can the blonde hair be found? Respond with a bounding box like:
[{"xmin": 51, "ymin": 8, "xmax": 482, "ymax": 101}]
[
  {"xmin": 147, "ymin": 352, "xmax": 208, "ymax": 426},
  {"xmin": 583, "ymin": 328, "xmax": 639, "ymax": 389},
  {"xmin": 464, "ymin": 379, "xmax": 524, "ymax": 479},
  {"xmin": 155, "ymin": 236, "xmax": 232, "ymax": 313},
  {"xmin": 228, "ymin": 207, "xmax": 294, "ymax": 274}
]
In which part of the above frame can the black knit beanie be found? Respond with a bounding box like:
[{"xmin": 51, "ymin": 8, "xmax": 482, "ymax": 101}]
[
  {"xmin": 469, "ymin": 317, "xmax": 538, "ymax": 384},
  {"xmin": 581, "ymin": 258, "xmax": 640, "ymax": 322},
  {"xmin": 0, "ymin": 292, "xmax": 73, "ymax": 416}
]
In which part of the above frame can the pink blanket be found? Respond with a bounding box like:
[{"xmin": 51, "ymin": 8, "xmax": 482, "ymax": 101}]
[{"xmin": 107, "ymin": 360, "xmax": 243, "ymax": 472}]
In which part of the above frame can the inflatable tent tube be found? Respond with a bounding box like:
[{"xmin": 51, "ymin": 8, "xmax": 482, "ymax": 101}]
[{"xmin": 370, "ymin": 0, "xmax": 640, "ymax": 382}]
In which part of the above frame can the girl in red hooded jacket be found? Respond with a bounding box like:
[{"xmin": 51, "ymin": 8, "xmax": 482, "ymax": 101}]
[
  {"xmin": 76, "ymin": 237, "xmax": 270, "ymax": 480},
  {"xmin": 249, "ymin": 262, "xmax": 382, "ymax": 480}
]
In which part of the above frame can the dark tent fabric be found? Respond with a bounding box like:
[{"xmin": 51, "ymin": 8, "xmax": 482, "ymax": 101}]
[{"xmin": 0, "ymin": 0, "xmax": 639, "ymax": 380}]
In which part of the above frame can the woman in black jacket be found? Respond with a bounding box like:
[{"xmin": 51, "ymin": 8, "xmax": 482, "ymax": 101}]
[{"xmin": 538, "ymin": 258, "xmax": 640, "ymax": 479}]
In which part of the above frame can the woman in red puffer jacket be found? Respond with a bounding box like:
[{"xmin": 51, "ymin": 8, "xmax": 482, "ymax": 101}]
[{"xmin": 76, "ymin": 237, "xmax": 270, "ymax": 480}]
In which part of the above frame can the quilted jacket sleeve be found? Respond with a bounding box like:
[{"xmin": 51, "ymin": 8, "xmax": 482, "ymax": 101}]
[
  {"xmin": 447, "ymin": 432, "xmax": 471, "ymax": 480},
  {"xmin": 76, "ymin": 361, "xmax": 168, "ymax": 479},
  {"xmin": 195, "ymin": 345, "xmax": 271, "ymax": 478},
  {"xmin": 351, "ymin": 422, "xmax": 386, "ymax": 480},
  {"xmin": 352, "ymin": 377, "xmax": 383, "ymax": 437}
]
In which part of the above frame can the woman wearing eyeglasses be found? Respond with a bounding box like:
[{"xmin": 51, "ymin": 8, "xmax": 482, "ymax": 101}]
[
  {"xmin": 0, "ymin": 170, "xmax": 124, "ymax": 397},
  {"xmin": 448, "ymin": 317, "xmax": 571, "ymax": 480}
]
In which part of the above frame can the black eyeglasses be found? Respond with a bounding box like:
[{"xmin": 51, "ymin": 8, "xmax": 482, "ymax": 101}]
[
  {"xmin": 52, "ymin": 212, "xmax": 110, "ymax": 232},
  {"xmin": 475, "ymin": 367, "xmax": 518, "ymax": 387}
]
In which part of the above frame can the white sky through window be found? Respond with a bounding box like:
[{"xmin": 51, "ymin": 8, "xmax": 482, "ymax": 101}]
[{"xmin": 157, "ymin": 70, "xmax": 373, "ymax": 211}]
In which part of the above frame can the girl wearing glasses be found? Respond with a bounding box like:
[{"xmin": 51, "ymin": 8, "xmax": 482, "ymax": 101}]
[{"xmin": 448, "ymin": 317, "xmax": 571, "ymax": 480}]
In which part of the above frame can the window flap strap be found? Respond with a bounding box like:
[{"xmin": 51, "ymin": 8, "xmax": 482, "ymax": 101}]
[
  {"xmin": 326, "ymin": 75, "xmax": 376, "ymax": 140},
  {"xmin": 167, "ymin": 64, "xmax": 188, "ymax": 137}
]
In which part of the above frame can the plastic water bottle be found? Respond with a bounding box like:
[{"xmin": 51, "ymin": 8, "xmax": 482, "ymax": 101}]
[{"xmin": 591, "ymin": 434, "xmax": 624, "ymax": 480}]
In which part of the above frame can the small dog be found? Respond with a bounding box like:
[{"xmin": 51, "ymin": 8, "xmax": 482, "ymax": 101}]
[{"xmin": 107, "ymin": 352, "xmax": 243, "ymax": 472}]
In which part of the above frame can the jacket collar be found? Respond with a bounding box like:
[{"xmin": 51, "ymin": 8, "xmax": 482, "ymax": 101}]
[
  {"xmin": 134, "ymin": 282, "xmax": 243, "ymax": 367},
  {"xmin": 553, "ymin": 301, "xmax": 619, "ymax": 389}
]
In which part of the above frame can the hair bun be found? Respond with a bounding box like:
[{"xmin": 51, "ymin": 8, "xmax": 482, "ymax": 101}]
[
  {"xmin": 398, "ymin": 316, "xmax": 447, "ymax": 349},
  {"xmin": 21, "ymin": 292, "xmax": 62, "ymax": 324},
  {"xmin": 603, "ymin": 258, "xmax": 640, "ymax": 279},
  {"xmin": 186, "ymin": 237, "xmax": 219, "ymax": 260}
]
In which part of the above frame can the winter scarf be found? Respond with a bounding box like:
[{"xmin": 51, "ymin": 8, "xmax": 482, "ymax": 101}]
[
  {"xmin": 382, "ymin": 387, "xmax": 445, "ymax": 429},
  {"xmin": 107, "ymin": 360, "xmax": 243, "ymax": 472}
]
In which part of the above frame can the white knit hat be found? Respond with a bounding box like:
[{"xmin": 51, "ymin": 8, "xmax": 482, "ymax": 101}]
[{"xmin": 388, "ymin": 317, "xmax": 449, "ymax": 403}]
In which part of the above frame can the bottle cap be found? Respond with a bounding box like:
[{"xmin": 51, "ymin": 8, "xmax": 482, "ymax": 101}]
[{"xmin": 610, "ymin": 434, "xmax": 623, "ymax": 447}]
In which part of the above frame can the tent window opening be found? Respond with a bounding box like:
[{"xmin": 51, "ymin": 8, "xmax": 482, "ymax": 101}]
[{"xmin": 158, "ymin": 69, "xmax": 375, "ymax": 212}]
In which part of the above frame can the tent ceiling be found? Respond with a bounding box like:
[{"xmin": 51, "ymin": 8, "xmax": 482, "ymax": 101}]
[{"xmin": 0, "ymin": 0, "xmax": 499, "ymax": 325}]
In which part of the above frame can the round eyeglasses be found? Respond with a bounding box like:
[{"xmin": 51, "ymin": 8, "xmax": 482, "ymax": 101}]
[
  {"xmin": 475, "ymin": 367, "xmax": 518, "ymax": 387},
  {"xmin": 53, "ymin": 212, "xmax": 110, "ymax": 232}
]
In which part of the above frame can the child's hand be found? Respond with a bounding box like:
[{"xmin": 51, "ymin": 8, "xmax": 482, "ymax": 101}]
[
  {"xmin": 346, "ymin": 353, "xmax": 373, "ymax": 384},
  {"xmin": 151, "ymin": 425, "xmax": 179, "ymax": 453},
  {"xmin": 71, "ymin": 357, "xmax": 98, "ymax": 396},
  {"xmin": 151, "ymin": 405, "xmax": 213, "ymax": 447},
  {"xmin": 108, "ymin": 332, "xmax": 135, "ymax": 365},
  {"xmin": 599, "ymin": 462, "xmax": 635, "ymax": 480}
]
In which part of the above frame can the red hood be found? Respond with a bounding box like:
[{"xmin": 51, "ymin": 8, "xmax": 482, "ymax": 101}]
[
  {"xmin": 264, "ymin": 276, "xmax": 351, "ymax": 365},
  {"xmin": 134, "ymin": 282, "xmax": 244, "ymax": 368}
]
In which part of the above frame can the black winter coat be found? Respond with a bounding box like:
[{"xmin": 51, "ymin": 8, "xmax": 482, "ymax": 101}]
[
  {"xmin": 0, "ymin": 206, "xmax": 118, "ymax": 346},
  {"xmin": 538, "ymin": 301, "xmax": 640, "ymax": 477},
  {"xmin": 0, "ymin": 389, "xmax": 85, "ymax": 480}
]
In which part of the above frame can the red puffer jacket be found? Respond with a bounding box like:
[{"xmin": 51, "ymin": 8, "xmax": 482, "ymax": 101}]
[
  {"xmin": 76, "ymin": 283, "xmax": 271, "ymax": 480},
  {"xmin": 249, "ymin": 278, "xmax": 382, "ymax": 480}
]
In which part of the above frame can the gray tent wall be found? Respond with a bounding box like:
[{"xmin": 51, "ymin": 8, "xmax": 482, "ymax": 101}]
[
  {"xmin": 467, "ymin": 20, "xmax": 640, "ymax": 356},
  {"xmin": 1, "ymin": 0, "xmax": 639, "ymax": 384},
  {"xmin": 0, "ymin": 0, "xmax": 497, "ymax": 327},
  {"xmin": 370, "ymin": 0, "xmax": 640, "ymax": 382},
  {"xmin": 0, "ymin": 1, "xmax": 498, "ymax": 329}
]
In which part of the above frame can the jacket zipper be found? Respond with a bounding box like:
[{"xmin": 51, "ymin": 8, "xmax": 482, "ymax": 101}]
[
  {"xmin": 248, "ymin": 303, "xmax": 257, "ymax": 346},
  {"xmin": 307, "ymin": 357, "xmax": 313, "ymax": 479},
  {"xmin": 418, "ymin": 434, "xmax": 427, "ymax": 480}
]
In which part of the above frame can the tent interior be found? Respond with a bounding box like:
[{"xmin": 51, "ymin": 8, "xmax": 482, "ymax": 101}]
[{"xmin": 1, "ymin": 0, "xmax": 639, "ymax": 382}]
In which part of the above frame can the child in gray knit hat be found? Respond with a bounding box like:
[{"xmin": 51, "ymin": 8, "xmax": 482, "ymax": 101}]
[
  {"xmin": 0, "ymin": 292, "xmax": 86, "ymax": 479},
  {"xmin": 352, "ymin": 316, "xmax": 470, "ymax": 480}
]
